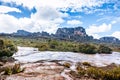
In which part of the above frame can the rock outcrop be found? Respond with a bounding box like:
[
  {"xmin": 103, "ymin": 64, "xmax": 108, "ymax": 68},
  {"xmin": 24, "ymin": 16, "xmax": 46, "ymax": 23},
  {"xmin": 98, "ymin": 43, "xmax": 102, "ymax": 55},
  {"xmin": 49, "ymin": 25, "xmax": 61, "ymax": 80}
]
[
  {"xmin": 55, "ymin": 27, "xmax": 93, "ymax": 41},
  {"xmin": 56, "ymin": 27, "xmax": 87, "ymax": 37}
]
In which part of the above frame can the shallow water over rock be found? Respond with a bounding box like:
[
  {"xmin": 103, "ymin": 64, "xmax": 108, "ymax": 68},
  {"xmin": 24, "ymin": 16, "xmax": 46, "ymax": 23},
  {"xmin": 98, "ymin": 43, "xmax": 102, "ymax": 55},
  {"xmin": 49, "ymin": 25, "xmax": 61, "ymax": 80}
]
[{"xmin": 13, "ymin": 46, "xmax": 120, "ymax": 67}]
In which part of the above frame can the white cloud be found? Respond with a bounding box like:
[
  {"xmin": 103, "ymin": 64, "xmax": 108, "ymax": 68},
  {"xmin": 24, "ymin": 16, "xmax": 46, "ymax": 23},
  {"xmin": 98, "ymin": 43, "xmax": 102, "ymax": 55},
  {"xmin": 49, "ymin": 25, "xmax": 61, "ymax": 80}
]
[
  {"xmin": 0, "ymin": 13, "xmax": 60, "ymax": 34},
  {"xmin": 90, "ymin": 34, "xmax": 101, "ymax": 39},
  {"xmin": 67, "ymin": 20, "xmax": 83, "ymax": 25},
  {"xmin": 111, "ymin": 21, "xmax": 117, "ymax": 24},
  {"xmin": 111, "ymin": 31, "xmax": 120, "ymax": 40},
  {"xmin": 86, "ymin": 23, "xmax": 112, "ymax": 39},
  {"xmin": 28, "ymin": 6, "xmax": 67, "ymax": 33},
  {"xmin": 0, "ymin": 0, "xmax": 113, "ymax": 34},
  {"xmin": 0, "ymin": 14, "xmax": 20, "ymax": 33},
  {"xmin": 53, "ymin": 18, "xmax": 65, "ymax": 24},
  {"xmin": 0, "ymin": 6, "xmax": 21, "ymax": 13},
  {"xmin": 86, "ymin": 23, "xmax": 112, "ymax": 34},
  {"xmin": 0, "ymin": 5, "xmax": 66, "ymax": 33},
  {"xmin": 31, "ymin": 7, "xmax": 68, "ymax": 21}
]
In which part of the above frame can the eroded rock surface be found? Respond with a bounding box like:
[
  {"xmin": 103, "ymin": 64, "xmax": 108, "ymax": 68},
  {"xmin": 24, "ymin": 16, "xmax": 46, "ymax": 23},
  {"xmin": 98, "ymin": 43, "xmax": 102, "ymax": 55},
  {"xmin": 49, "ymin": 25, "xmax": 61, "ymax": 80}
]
[{"xmin": 4, "ymin": 62, "xmax": 65, "ymax": 80}]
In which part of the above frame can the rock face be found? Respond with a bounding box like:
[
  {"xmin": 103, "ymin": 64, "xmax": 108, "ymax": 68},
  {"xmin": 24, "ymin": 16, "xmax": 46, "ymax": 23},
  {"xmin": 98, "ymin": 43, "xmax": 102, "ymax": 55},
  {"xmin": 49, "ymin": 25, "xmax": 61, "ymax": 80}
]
[
  {"xmin": 55, "ymin": 27, "xmax": 93, "ymax": 41},
  {"xmin": 56, "ymin": 27, "xmax": 87, "ymax": 37},
  {"xmin": 99, "ymin": 37, "xmax": 120, "ymax": 43}
]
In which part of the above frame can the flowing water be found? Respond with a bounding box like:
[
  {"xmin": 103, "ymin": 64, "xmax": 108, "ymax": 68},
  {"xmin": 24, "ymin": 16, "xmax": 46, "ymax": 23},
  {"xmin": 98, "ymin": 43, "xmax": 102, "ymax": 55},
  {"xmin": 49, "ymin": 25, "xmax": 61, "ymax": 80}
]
[{"xmin": 13, "ymin": 46, "xmax": 120, "ymax": 67}]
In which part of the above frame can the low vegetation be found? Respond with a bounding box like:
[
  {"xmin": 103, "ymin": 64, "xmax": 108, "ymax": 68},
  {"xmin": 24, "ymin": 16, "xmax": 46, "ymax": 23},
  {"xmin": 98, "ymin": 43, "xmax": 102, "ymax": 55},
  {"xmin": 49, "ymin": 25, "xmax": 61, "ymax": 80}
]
[
  {"xmin": 78, "ymin": 44, "xmax": 97, "ymax": 54},
  {"xmin": 3, "ymin": 37, "xmax": 113, "ymax": 54},
  {"xmin": 63, "ymin": 62, "xmax": 71, "ymax": 68},
  {"xmin": 98, "ymin": 44, "xmax": 112, "ymax": 54},
  {"xmin": 4, "ymin": 64, "xmax": 24, "ymax": 75},
  {"xmin": 82, "ymin": 62, "xmax": 91, "ymax": 66},
  {"xmin": 70, "ymin": 62, "xmax": 120, "ymax": 80},
  {"xmin": 35, "ymin": 40, "xmax": 112, "ymax": 54},
  {"xmin": 0, "ymin": 39, "xmax": 17, "ymax": 57}
]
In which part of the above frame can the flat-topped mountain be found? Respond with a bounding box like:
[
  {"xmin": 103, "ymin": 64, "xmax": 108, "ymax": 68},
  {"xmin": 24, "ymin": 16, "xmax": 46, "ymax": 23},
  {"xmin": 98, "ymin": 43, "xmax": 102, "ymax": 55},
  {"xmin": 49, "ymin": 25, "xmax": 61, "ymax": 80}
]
[
  {"xmin": 0, "ymin": 26, "xmax": 120, "ymax": 43},
  {"xmin": 55, "ymin": 27, "xmax": 93, "ymax": 41},
  {"xmin": 56, "ymin": 27, "xmax": 87, "ymax": 36}
]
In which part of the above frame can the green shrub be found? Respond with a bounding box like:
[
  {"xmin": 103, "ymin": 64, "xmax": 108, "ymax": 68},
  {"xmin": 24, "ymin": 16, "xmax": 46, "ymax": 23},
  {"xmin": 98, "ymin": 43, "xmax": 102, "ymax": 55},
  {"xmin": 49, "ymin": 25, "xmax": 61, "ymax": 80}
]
[
  {"xmin": 0, "ymin": 39, "xmax": 17, "ymax": 57},
  {"xmin": 79, "ymin": 44, "xmax": 97, "ymax": 54},
  {"xmin": 63, "ymin": 62, "xmax": 71, "ymax": 68},
  {"xmin": 4, "ymin": 64, "xmax": 24, "ymax": 75},
  {"xmin": 82, "ymin": 62, "xmax": 91, "ymax": 66},
  {"xmin": 12, "ymin": 64, "xmax": 23, "ymax": 74},
  {"xmin": 4, "ymin": 67, "xmax": 13, "ymax": 75},
  {"xmin": 37, "ymin": 43, "xmax": 49, "ymax": 51},
  {"xmin": 49, "ymin": 40, "xmax": 59, "ymax": 49},
  {"xmin": 86, "ymin": 67, "xmax": 120, "ymax": 80},
  {"xmin": 87, "ymin": 67, "xmax": 103, "ymax": 79},
  {"xmin": 75, "ymin": 64, "xmax": 120, "ymax": 80},
  {"xmin": 98, "ymin": 45, "xmax": 112, "ymax": 54},
  {"xmin": 76, "ymin": 66, "xmax": 86, "ymax": 76}
]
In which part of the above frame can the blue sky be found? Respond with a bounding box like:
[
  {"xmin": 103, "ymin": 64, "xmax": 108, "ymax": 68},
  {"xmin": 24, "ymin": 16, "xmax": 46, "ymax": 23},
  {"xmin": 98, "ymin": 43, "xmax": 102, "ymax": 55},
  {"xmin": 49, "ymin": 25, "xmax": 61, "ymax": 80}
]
[{"xmin": 0, "ymin": 0, "xmax": 120, "ymax": 39}]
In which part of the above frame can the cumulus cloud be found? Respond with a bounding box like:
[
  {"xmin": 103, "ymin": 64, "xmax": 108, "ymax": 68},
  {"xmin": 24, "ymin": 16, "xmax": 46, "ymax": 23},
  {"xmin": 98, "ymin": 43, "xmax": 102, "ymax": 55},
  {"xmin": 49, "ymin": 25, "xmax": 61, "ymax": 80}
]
[
  {"xmin": 67, "ymin": 20, "xmax": 83, "ymax": 25},
  {"xmin": 31, "ymin": 7, "xmax": 68, "ymax": 21},
  {"xmin": 0, "ymin": 6, "xmax": 21, "ymax": 13},
  {"xmin": 0, "ymin": 14, "xmax": 20, "ymax": 33},
  {"xmin": 0, "ymin": 5, "xmax": 67, "ymax": 33},
  {"xmin": 86, "ymin": 23, "xmax": 112, "ymax": 39},
  {"xmin": 91, "ymin": 34, "xmax": 101, "ymax": 39},
  {"xmin": 0, "ymin": 13, "xmax": 60, "ymax": 33},
  {"xmin": 111, "ymin": 31, "xmax": 120, "ymax": 40},
  {"xmin": 28, "ymin": 6, "xmax": 67, "ymax": 33},
  {"xmin": 0, "ymin": 0, "xmax": 114, "ymax": 33},
  {"xmin": 86, "ymin": 23, "xmax": 112, "ymax": 34}
]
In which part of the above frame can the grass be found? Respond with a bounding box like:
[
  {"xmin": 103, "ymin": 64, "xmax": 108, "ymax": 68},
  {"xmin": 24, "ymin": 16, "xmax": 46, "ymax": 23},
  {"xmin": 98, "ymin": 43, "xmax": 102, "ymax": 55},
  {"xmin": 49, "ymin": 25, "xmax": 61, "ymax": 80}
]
[
  {"xmin": 82, "ymin": 62, "xmax": 91, "ymax": 66},
  {"xmin": 4, "ymin": 64, "xmax": 24, "ymax": 75},
  {"xmin": 63, "ymin": 62, "xmax": 71, "ymax": 68},
  {"xmin": 70, "ymin": 62, "xmax": 120, "ymax": 80}
]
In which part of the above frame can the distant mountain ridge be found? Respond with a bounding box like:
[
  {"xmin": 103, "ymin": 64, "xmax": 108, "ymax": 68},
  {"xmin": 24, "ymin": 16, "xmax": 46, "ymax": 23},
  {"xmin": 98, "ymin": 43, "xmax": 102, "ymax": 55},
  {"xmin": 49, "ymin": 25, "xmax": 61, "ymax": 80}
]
[
  {"xmin": 0, "ymin": 26, "xmax": 120, "ymax": 43},
  {"xmin": 13, "ymin": 30, "xmax": 32, "ymax": 36},
  {"xmin": 99, "ymin": 37, "xmax": 120, "ymax": 43}
]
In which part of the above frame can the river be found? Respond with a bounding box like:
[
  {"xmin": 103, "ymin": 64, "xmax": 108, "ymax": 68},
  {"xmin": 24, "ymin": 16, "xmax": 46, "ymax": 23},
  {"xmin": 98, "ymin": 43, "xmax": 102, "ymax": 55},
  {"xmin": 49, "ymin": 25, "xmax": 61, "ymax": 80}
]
[{"xmin": 13, "ymin": 46, "xmax": 120, "ymax": 67}]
